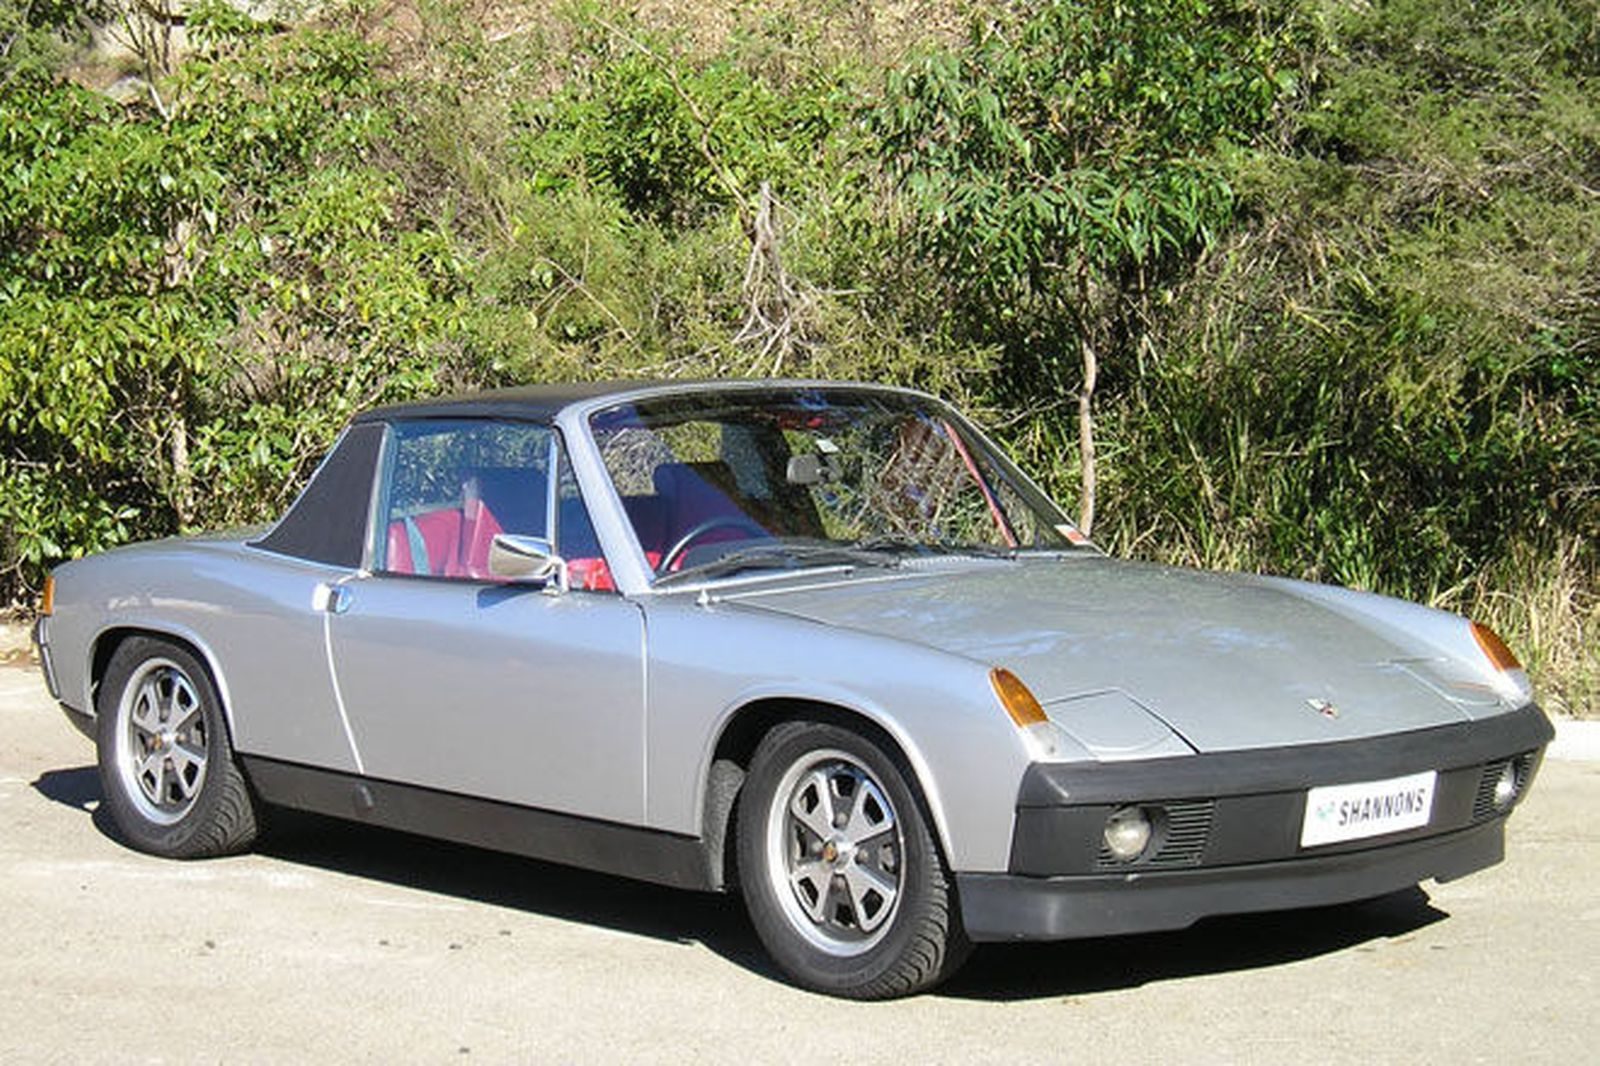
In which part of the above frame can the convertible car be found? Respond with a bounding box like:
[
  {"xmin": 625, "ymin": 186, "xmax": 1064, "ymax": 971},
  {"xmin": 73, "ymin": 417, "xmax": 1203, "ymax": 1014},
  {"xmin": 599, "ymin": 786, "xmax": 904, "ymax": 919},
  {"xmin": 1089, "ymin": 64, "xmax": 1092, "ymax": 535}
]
[{"xmin": 33, "ymin": 380, "xmax": 1551, "ymax": 998}]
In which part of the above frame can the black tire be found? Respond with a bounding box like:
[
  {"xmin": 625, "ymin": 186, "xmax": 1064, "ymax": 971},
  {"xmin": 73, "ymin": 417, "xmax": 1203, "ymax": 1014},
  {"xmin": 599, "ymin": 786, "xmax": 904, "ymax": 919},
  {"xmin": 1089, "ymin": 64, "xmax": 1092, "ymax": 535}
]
[
  {"xmin": 737, "ymin": 720, "xmax": 971, "ymax": 998},
  {"xmin": 96, "ymin": 636, "xmax": 260, "ymax": 858}
]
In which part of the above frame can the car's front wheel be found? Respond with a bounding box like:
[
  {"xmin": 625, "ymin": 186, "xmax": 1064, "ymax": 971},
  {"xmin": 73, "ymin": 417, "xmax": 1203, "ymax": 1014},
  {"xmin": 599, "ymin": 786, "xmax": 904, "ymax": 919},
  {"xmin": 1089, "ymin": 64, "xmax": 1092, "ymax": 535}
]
[
  {"xmin": 96, "ymin": 636, "xmax": 260, "ymax": 858},
  {"xmin": 737, "ymin": 720, "xmax": 970, "ymax": 998}
]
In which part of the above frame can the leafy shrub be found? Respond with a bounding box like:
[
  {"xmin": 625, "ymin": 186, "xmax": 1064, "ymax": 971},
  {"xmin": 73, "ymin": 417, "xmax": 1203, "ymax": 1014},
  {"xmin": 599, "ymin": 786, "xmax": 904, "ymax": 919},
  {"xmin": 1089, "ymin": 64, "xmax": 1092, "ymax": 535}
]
[
  {"xmin": 0, "ymin": 0, "xmax": 1592, "ymax": 710},
  {"xmin": 1088, "ymin": 0, "xmax": 1599, "ymax": 710},
  {"xmin": 0, "ymin": 3, "xmax": 466, "ymax": 592},
  {"xmin": 874, "ymin": 0, "xmax": 1295, "ymax": 530}
]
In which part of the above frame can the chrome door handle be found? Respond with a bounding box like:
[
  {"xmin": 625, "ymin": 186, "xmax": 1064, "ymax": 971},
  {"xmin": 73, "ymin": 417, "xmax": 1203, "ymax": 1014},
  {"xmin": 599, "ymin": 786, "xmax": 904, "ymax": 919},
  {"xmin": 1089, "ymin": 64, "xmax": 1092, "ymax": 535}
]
[{"xmin": 313, "ymin": 583, "xmax": 353, "ymax": 614}]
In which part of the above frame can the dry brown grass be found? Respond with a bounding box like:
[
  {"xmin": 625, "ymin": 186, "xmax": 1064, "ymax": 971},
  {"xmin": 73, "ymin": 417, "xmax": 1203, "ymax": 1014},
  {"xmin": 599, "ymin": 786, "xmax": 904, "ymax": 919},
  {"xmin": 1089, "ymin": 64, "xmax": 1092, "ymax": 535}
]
[
  {"xmin": 370, "ymin": 0, "xmax": 970, "ymax": 62},
  {"xmin": 0, "ymin": 620, "xmax": 35, "ymax": 666},
  {"xmin": 1436, "ymin": 536, "xmax": 1600, "ymax": 720}
]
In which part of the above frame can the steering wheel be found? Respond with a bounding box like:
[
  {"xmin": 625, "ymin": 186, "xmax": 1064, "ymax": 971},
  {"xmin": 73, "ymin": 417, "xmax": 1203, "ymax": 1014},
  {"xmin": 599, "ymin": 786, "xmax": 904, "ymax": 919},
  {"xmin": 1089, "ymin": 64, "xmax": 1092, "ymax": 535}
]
[{"xmin": 660, "ymin": 515, "xmax": 769, "ymax": 572}]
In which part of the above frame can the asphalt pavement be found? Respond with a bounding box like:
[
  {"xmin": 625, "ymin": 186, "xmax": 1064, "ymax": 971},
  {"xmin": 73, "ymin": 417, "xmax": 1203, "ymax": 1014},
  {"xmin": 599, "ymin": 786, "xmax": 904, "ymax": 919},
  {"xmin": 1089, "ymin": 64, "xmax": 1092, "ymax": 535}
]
[{"xmin": 1, "ymin": 660, "xmax": 1595, "ymax": 1064}]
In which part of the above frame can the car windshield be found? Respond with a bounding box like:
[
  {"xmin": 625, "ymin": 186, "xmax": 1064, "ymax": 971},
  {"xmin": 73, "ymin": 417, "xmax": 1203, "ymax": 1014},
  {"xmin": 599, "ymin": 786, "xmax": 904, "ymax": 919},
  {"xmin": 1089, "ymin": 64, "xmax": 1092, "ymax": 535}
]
[{"xmin": 588, "ymin": 387, "xmax": 1086, "ymax": 581}]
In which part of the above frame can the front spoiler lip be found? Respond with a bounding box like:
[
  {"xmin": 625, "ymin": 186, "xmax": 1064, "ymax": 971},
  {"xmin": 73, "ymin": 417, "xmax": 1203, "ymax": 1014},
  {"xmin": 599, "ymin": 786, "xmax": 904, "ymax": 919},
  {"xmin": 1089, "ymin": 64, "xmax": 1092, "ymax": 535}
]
[
  {"xmin": 958, "ymin": 816, "xmax": 1507, "ymax": 942},
  {"xmin": 1020, "ymin": 701, "xmax": 1553, "ymax": 805}
]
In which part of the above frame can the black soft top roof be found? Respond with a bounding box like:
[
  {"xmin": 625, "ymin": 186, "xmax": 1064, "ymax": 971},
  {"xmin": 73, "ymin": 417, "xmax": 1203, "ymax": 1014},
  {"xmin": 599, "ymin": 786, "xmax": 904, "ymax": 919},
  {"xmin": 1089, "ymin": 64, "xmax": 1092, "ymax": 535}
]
[
  {"xmin": 347, "ymin": 377, "xmax": 934, "ymax": 428},
  {"xmin": 349, "ymin": 378, "xmax": 919, "ymax": 425},
  {"xmin": 352, "ymin": 381, "xmax": 662, "ymax": 424}
]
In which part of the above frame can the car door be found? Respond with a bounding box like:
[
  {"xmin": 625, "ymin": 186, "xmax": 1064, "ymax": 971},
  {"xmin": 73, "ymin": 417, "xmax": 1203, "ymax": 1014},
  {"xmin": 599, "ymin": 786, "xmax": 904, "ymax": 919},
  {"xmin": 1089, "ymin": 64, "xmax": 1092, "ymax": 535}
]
[
  {"xmin": 326, "ymin": 418, "xmax": 647, "ymax": 825},
  {"xmin": 230, "ymin": 422, "xmax": 389, "ymax": 772}
]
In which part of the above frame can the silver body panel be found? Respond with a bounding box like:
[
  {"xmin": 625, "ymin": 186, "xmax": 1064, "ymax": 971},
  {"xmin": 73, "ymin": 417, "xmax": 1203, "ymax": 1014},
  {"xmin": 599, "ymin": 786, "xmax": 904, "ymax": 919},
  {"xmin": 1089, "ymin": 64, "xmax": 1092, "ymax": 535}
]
[
  {"xmin": 49, "ymin": 541, "xmax": 1036, "ymax": 869},
  {"xmin": 39, "ymin": 380, "xmax": 1544, "ymax": 883},
  {"xmin": 713, "ymin": 556, "xmax": 1521, "ymax": 752},
  {"xmin": 49, "ymin": 538, "xmax": 358, "ymax": 772},
  {"xmin": 327, "ymin": 575, "xmax": 648, "ymax": 823},
  {"xmin": 640, "ymin": 590, "xmax": 1032, "ymax": 866}
]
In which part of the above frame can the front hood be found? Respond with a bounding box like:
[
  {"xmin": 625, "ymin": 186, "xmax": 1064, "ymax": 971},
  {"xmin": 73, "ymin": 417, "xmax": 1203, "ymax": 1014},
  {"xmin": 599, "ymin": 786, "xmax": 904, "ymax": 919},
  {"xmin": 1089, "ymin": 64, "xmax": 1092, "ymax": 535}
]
[{"xmin": 719, "ymin": 557, "xmax": 1499, "ymax": 755}]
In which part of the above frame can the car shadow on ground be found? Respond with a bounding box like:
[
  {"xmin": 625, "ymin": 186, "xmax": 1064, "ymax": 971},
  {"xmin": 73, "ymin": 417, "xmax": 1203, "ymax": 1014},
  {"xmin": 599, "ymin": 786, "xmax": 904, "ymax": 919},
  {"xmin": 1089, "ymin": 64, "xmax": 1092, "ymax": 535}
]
[
  {"xmin": 30, "ymin": 764, "xmax": 779, "ymax": 979},
  {"xmin": 32, "ymin": 764, "xmax": 122, "ymax": 839},
  {"xmin": 938, "ymin": 887, "xmax": 1446, "ymax": 1000},
  {"xmin": 260, "ymin": 807, "xmax": 782, "ymax": 978},
  {"xmin": 32, "ymin": 763, "xmax": 1448, "ymax": 1001}
]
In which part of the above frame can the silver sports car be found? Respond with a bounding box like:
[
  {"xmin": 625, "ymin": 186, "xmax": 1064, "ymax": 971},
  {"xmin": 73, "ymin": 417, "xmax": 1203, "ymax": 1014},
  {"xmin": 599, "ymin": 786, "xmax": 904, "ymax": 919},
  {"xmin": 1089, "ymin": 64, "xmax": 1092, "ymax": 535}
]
[{"xmin": 33, "ymin": 380, "xmax": 1551, "ymax": 998}]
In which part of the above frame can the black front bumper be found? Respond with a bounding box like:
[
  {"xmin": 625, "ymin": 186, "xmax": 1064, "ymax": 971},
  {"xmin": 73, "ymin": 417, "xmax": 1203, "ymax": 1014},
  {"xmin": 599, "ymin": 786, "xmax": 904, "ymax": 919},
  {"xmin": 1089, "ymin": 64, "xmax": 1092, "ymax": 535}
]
[
  {"xmin": 32, "ymin": 615, "xmax": 61, "ymax": 701},
  {"xmin": 960, "ymin": 703, "xmax": 1552, "ymax": 942},
  {"xmin": 960, "ymin": 817, "xmax": 1504, "ymax": 940}
]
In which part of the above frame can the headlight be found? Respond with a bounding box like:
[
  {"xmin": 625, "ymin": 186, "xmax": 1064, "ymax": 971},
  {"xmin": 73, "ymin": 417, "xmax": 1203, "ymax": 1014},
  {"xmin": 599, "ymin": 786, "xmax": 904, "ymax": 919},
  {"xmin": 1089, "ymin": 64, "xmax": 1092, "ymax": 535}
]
[
  {"xmin": 1490, "ymin": 756, "xmax": 1534, "ymax": 812},
  {"xmin": 1492, "ymin": 762, "xmax": 1519, "ymax": 810},
  {"xmin": 1103, "ymin": 806, "xmax": 1153, "ymax": 862}
]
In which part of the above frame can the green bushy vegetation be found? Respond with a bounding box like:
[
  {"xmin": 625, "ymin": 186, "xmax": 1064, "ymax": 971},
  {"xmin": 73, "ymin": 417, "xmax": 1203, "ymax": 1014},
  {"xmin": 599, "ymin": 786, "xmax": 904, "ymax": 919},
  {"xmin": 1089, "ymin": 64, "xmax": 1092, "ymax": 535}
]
[
  {"xmin": 875, "ymin": 0, "xmax": 1294, "ymax": 533},
  {"xmin": 1, "ymin": 0, "xmax": 1593, "ymax": 711},
  {"xmin": 1092, "ymin": 0, "xmax": 1599, "ymax": 711},
  {"xmin": 1, "ymin": 0, "xmax": 470, "ymax": 566}
]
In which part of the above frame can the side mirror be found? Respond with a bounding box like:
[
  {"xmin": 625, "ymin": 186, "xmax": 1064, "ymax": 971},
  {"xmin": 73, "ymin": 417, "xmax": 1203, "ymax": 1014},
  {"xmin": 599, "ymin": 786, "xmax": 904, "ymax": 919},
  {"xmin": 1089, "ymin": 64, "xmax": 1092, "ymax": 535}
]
[
  {"xmin": 488, "ymin": 534, "xmax": 568, "ymax": 592},
  {"xmin": 785, "ymin": 454, "xmax": 823, "ymax": 485},
  {"xmin": 786, "ymin": 451, "xmax": 842, "ymax": 485}
]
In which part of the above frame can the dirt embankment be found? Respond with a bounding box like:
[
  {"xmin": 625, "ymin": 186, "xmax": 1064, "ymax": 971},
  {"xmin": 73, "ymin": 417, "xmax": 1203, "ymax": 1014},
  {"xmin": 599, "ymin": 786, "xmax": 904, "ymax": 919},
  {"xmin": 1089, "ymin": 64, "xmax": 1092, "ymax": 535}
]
[{"xmin": 0, "ymin": 622, "xmax": 35, "ymax": 667}]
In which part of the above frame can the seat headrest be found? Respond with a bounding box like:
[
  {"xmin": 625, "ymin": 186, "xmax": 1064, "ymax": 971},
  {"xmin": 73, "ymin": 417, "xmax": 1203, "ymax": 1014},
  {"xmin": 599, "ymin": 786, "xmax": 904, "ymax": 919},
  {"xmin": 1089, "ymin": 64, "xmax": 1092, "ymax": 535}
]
[{"xmin": 463, "ymin": 466, "xmax": 548, "ymax": 535}]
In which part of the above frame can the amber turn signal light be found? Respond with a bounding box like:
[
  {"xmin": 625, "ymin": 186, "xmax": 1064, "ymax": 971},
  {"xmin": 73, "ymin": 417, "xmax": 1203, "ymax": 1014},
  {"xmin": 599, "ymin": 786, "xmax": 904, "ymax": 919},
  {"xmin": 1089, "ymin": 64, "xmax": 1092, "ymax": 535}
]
[
  {"xmin": 1470, "ymin": 621, "xmax": 1520, "ymax": 672},
  {"xmin": 991, "ymin": 667, "xmax": 1048, "ymax": 728},
  {"xmin": 40, "ymin": 575, "xmax": 54, "ymax": 617}
]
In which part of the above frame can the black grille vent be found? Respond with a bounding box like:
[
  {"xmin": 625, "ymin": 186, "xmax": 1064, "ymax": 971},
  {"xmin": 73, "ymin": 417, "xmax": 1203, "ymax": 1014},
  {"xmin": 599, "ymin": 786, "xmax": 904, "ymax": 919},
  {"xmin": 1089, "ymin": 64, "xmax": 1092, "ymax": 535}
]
[{"xmin": 1095, "ymin": 800, "xmax": 1215, "ymax": 870}]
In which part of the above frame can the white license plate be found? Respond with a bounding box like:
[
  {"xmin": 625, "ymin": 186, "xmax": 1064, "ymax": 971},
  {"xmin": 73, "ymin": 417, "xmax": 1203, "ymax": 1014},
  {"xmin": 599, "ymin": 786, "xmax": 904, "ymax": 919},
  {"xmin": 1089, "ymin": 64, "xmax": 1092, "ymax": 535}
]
[{"xmin": 1300, "ymin": 770, "xmax": 1438, "ymax": 848}]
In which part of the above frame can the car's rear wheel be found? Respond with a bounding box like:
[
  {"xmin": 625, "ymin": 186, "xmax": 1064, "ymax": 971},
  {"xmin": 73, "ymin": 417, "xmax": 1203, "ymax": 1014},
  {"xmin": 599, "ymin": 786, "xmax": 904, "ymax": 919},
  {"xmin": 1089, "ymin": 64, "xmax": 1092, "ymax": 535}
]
[
  {"xmin": 96, "ymin": 636, "xmax": 259, "ymax": 858},
  {"xmin": 737, "ymin": 720, "xmax": 970, "ymax": 998}
]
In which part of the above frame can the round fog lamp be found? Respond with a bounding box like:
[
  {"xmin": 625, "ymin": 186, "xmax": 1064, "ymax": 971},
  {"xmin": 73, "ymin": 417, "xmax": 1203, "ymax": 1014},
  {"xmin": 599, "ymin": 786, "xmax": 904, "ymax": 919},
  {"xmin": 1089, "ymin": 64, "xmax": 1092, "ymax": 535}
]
[
  {"xmin": 1104, "ymin": 806, "xmax": 1153, "ymax": 862},
  {"xmin": 1493, "ymin": 762, "xmax": 1519, "ymax": 810}
]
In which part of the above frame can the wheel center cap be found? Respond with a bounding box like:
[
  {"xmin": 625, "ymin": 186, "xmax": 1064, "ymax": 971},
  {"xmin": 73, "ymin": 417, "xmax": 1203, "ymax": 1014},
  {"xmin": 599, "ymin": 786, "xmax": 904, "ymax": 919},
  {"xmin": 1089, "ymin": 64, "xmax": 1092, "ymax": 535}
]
[
  {"xmin": 822, "ymin": 838, "xmax": 854, "ymax": 868},
  {"xmin": 158, "ymin": 730, "xmax": 176, "ymax": 750}
]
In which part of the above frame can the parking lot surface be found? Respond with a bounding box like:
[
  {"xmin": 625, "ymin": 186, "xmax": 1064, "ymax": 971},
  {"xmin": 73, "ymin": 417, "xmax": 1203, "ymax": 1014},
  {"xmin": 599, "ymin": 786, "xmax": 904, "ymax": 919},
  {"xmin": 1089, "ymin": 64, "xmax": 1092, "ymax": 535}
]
[{"xmin": 2, "ymin": 662, "xmax": 1595, "ymax": 1064}]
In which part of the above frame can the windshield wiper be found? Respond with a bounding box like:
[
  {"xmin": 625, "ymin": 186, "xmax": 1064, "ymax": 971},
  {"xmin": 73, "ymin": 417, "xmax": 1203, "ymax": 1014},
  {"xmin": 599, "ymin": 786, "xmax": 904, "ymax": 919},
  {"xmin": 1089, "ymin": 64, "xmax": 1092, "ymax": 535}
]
[
  {"xmin": 939, "ymin": 542, "xmax": 1017, "ymax": 559},
  {"xmin": 654, "ymin": 542, "xmax": 901, "ymax": 588},
  {"xmin": 852, "ymin": 534, "xmax": 1016, "ymax": 560},
  {"xmin": 850, "ymin": 533, "xmax": 933, "ymax": 556}
]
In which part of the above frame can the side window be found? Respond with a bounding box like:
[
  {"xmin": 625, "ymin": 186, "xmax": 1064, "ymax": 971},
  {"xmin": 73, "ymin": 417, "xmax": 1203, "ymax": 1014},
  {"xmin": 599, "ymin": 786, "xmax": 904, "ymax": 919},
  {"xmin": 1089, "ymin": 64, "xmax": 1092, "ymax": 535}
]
[{"xmin": 379, "ymin": 420, "xmax": 551, "ymax": 580}]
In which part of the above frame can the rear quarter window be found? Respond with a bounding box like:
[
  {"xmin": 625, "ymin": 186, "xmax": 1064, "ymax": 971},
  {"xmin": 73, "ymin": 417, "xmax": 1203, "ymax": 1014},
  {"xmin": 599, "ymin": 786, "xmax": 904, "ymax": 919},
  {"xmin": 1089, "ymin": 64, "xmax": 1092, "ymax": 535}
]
[{"xmin": 250, "ymin": 422, "xmax": 385, "ymax": 568}]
